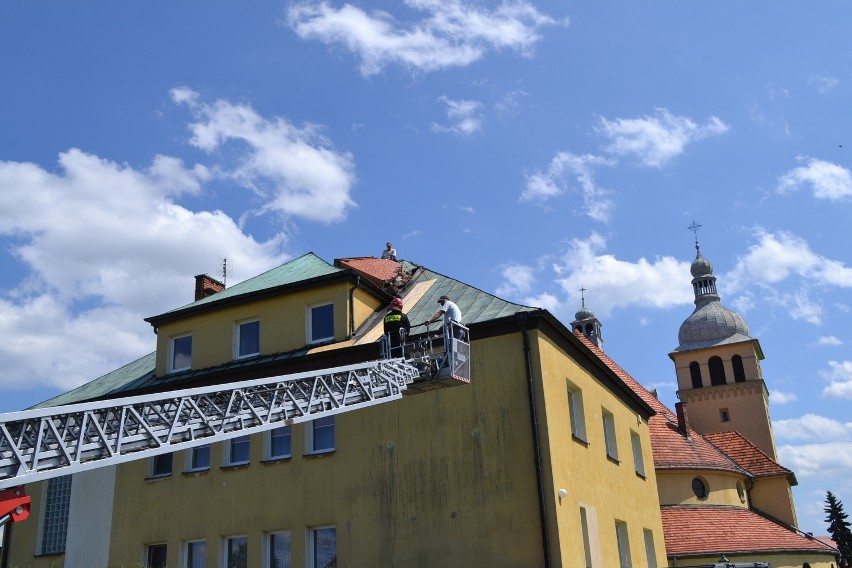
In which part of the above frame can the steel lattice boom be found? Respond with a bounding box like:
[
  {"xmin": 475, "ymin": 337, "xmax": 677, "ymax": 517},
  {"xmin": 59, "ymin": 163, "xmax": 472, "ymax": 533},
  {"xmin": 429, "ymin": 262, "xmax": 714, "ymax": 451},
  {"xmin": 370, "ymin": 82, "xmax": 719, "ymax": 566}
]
[{"xmin": 0, "ymin": 359, "xmax": 419, "ymax": 490}]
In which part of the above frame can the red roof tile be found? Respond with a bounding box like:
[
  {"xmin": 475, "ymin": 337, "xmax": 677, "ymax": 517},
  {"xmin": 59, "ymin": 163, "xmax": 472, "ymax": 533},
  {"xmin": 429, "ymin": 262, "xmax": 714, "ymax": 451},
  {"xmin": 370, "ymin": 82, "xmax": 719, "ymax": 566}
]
[
  {"xmin": 335, "ymin": 257, "xmax": 403, "ymax": 290},
  {"xmin": 573, "ymin": 331, "xmax": 746, "ymax": 474},
  {"xmin": 704, "ymin": 431, "xmax": 795, "ymax": 481},
  {"xmin": 661, "ymin": 505, "xmax": 838, "ymax": 557}
]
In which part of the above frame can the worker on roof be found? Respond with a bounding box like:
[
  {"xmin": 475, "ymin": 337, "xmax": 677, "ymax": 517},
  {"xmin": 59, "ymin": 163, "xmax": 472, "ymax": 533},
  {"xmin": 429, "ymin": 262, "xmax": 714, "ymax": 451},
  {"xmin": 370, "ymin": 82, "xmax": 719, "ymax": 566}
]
[
  {"xmin": 383, "ymin": 296, "xmax": 410, "ymax": 358},
  {"xmin": 426, "ymin": 295, "xmax": 466, "ymax": 352},
  {"xmin": 381, "ymin": 242, "xmax": 397, "ymax": 261}
]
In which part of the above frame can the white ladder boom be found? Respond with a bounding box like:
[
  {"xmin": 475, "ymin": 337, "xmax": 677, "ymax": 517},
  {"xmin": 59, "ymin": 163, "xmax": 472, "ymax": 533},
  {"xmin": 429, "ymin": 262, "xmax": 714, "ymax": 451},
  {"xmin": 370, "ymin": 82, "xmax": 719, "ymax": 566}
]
[{"xmin": 0, "ymin": 358, "xmax": 420, "ymax": 489}]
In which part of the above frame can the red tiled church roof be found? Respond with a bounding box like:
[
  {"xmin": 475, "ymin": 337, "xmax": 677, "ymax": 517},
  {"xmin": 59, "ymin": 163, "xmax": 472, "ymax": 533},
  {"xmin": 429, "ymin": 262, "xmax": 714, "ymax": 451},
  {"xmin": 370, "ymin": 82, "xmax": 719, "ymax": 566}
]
[
  {"xmin": 572, "ymin": 331, "xmax": 746, "ymax": 474},
  {"xmin": 704, "ymin": 431, "xmax": 796, "ymax": 482},
  {"xmin": 662, "ymin": 505, "xmax": 838, "ymax": 557}
]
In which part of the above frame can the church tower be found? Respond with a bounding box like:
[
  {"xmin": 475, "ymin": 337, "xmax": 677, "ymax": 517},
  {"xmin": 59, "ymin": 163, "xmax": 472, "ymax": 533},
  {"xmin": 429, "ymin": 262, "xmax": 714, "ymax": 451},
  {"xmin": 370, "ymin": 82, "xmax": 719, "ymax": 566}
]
[
  {"xmin": 571, "ymin": 288, "xmax": 604, "ymax": 351},
  {"xmin": 668, "ymin": 230, "xmax": 778, "ymax": 459}
]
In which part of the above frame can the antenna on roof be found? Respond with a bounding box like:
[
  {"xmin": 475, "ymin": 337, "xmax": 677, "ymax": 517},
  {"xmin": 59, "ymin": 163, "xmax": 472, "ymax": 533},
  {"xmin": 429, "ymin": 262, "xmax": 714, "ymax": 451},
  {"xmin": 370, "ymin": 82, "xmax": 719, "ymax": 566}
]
[{"xmin": 220, "ymin": 257, "xmax": 231, "ymax": 288}]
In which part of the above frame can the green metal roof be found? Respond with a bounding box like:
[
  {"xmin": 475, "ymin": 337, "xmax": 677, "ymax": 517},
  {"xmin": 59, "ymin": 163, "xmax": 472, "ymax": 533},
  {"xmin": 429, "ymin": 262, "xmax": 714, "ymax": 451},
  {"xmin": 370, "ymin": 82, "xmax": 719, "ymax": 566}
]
[
  {"xmin": 148, "ymin": 252, "xmax": 343, "ymax": 322},
  {"xmin": 34, "ymin": 352, "xmax": 156, "ymax": 409}
]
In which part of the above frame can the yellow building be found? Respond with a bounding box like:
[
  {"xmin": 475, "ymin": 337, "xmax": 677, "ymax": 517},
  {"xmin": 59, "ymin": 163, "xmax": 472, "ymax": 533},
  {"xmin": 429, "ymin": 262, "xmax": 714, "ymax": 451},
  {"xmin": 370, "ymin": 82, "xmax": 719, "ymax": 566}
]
[{"xmin": 6, "ymin": 253, "xmax": 666, "ymax": 568}]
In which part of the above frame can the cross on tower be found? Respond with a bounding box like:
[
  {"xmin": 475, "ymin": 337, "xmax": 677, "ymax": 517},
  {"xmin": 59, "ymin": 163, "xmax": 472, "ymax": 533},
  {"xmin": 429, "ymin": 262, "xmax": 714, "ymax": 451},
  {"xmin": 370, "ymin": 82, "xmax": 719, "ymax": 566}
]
[{"xmin": 579, "ymin": 286, "xmax": 587, "ymax": 308}]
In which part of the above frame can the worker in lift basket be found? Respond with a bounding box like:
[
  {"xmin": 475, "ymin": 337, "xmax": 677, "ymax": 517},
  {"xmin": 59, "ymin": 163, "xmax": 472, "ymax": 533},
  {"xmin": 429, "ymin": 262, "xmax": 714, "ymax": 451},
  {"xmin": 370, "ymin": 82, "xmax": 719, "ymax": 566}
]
[
  {"xmin": 426, "ymin": 295, "xmax": 465, "ymax": 350},
  {"xmin": 383, "ymin": 296, "xmax": 410, "ymax": 358}
]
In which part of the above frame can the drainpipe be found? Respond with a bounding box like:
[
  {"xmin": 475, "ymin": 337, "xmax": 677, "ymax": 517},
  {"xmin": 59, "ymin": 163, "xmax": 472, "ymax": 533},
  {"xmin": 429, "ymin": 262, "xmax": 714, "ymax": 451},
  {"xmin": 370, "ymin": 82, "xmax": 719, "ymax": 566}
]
[
  {"xmin": 349, "ymin": 275, "xmax": 360, "ymax": 338},
  {"xmin": 517, "ymin": 312, "xmax": 552, "ymax": 568}
]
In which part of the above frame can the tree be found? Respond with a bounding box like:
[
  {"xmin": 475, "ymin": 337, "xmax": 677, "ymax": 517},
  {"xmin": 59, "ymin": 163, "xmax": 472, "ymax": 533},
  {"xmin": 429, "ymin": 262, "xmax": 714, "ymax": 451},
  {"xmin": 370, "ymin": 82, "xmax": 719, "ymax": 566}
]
[{"xmin": 825, "ymin": 491, "xmax": 852, "ymax": 562}]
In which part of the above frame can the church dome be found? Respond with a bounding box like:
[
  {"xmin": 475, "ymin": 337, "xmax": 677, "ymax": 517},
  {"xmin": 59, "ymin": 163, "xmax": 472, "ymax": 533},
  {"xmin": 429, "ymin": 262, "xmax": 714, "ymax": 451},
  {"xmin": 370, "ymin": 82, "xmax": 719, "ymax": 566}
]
[
  {"xmin": 678, "ymin": 301, "xmax": 751, "ymax": 347},
  {"xmin": 575, "ymin": 306, "xmax": 595, "ymax": 321},
  {"xmin": 690, "ymin": 252, "xmax": 713, "ymax": 278}
]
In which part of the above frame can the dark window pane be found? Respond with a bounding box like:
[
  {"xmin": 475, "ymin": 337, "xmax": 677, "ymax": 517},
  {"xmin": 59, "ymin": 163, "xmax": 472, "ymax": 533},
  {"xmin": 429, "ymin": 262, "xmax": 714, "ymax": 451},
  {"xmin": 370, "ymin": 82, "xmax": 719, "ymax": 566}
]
[
  {"xmin": 152, "ymin": 453, "xmax": 173, "ymax": 477},
  {"xmin": 230, "ymin": 435, "xmax": 250, "ymax": 464},
  {"xmin": 311, "ymin": 304, "xmax": 334, "ymax": 343},
  {"xmin": 173, "ymin": 335, "xmax": 192, "ymax": 370},
  {"xmin": 239, "ymin": 321, "xmax": 260, "ymax": 357}
]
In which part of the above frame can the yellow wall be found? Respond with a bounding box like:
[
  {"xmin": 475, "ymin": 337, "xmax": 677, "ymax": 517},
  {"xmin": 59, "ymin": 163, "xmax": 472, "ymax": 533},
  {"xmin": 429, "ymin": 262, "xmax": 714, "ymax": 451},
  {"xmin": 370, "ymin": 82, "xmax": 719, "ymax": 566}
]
[
  {"xmin": 751, "ymin": 476, "xmax": 798, "ymax": 527},
  {"xmin": 533, "ymin": 331, "xmax": 668, "ymax": 567},
  {"xmin": 656, "ymin": 470, "xmax": 749, "ymax": 507},
  {"xmin": 671, "ymin": 551, "xmax": 838, "ymax": 568},
  {"xmin": 106, "ymin": 333, "xmax": 551, "ymax": 567},
  {"xmin": 154, "ymin": 282, "xmax": 356, "ymax": 375}
]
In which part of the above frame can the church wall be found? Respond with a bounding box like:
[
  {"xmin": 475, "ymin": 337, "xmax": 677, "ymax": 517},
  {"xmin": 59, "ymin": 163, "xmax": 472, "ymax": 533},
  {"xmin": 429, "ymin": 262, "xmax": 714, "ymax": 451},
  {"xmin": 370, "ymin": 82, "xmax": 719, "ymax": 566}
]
[
  {"xmin": 656, "ymin": 470, "xmax": 747, "ymax": 507},
  {"xmin": 750, "ymin": 476, "xmax": 799, "ymax": 527}
]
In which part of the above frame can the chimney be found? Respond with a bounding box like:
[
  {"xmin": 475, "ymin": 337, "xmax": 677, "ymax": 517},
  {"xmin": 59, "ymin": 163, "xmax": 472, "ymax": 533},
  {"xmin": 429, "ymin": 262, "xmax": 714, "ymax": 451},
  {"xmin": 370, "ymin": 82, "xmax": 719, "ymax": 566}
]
[
  {"xmin": 194, "ymin": 274, "xmax": 225, "ymax": 301},
  {"xmin": 675, "ymin": 402, "xmax": 691, "ymax": 438}
]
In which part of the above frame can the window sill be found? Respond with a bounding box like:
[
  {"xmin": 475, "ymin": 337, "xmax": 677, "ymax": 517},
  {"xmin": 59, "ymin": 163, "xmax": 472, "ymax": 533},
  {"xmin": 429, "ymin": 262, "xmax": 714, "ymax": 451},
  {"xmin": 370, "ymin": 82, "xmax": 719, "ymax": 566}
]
[
  {"xmin": 606, "ymin": 455, "xmax": 620, "ymax": 465},
  {"xmin": 261, "ymin": 456, "xmax": 292, "ymax": 464},
  {"xmin": 304, "ymin": 449, "xmax": 335, "ymax": 458},
  {"xmin": 635, "ymin": 471, "xmax": 646, "ymax": 480},
  {"xmin": 571, "ymin": 434, "xmax": 589, "ymax": 447},
  {"xmin": 145, "ymin": 473, "xmax": 173, "ymax": 482},
  {"xmin": 221, "ymin": 462, "xmax": 251, "ymax": 471},
  {"xmin": 183, "ymin": 468, "xmax": 210, "ymax": 476}
]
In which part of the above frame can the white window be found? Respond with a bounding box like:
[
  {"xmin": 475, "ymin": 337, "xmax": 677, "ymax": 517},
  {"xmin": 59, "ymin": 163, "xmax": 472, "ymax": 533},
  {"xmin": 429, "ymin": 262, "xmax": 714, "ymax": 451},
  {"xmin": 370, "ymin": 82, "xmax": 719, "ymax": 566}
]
[
  {"xmin": 602, "ymin": 409, "xmax": 618, "ymax": 462},
  {"xmin": 223, "ymin": 535, "xmax": 247, "ymax": 568},
  {"xmin": 146, "ymin": 543, "xmax": 167, "ymax": 568},
  {"xmin": 170, "ymin": 334, "xmax": 192, "ymax": 372},
  {"xmin": 150, "ymin": 452, "xmax": 173, "ymax": 478},
  {"xmin": 226, "ymin": 435, "xmax": 251, "ymax": 466},
  {"xmin": 643, "ymin": 528, "xmax": 658, "ymax": 568},
  {"xmin": 615, "ymin": 520, "xmax": 632, "ymax": 568},
  {"xmin": 308, "ymin": 526, "xmax": 336, "ymax": 568},
  {"xmin": 308, "ymin": 303, "xmax": 334, "ymax": 344},
  {"xmin": 307, "ymin": 416, "xmax": 335, "ymax": 454},
  {"xmin": 186, "ymin": 445, "xmax": 211, "ymax": 472},
  {"xmin": 266, "ymin": 426, "xmax": 292, "ymax": 460},
  {"xmin": 235, "ymin": 319, "xmax": 260, "ymax": 359},
  {"xmin": 39, "ymin": 475, "xmax": 72, "ymax": 555},
  {"xmin": 185, "ymin": 540, "xmax": 206, "ymax": 568},
  {"xmin": 567, "ymin": 382, "xmax": 587, "ymax": 442},
  {"xmin": 630, "ymin": 431, "xmax": 645, "ymax": 477},
  {"xmin": 264, "ymin": 531, "xmax": 291, "ymax": 568}
]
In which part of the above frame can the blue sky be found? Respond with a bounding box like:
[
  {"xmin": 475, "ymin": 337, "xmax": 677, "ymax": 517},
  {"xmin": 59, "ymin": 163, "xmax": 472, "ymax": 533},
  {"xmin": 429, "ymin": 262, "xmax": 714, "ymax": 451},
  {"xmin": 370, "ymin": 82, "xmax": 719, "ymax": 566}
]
[{"xmin": 2, "ymin": 1, "xmax": 852, "ymax": 535}]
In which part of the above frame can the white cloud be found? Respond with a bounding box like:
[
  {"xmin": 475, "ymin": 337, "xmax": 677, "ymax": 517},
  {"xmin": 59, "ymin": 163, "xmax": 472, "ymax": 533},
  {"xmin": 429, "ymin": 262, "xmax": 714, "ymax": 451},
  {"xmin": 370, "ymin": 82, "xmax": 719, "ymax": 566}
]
[
  {"xmin": 769, "ymin": 391, "xmax": 798, "ymax": 404},
  {"xmin": 816, "ymin": 335, "xmax": 842, "ymax": 346},
  {"xmin": 0, "ymin": 148, "xmax": 288, "ymax": 392},
  {"xmin": 724, "ymin": 230, "xmax": 852, "ymax": 325},
  {"xmin": 432, "ymin": 96, "xmax": 483, "ymax": 136},
  {"xmin": 286, "ymin": 0, "xmax": 561, "ymax": 76},
  {"xmin": 521, "ymin": 152, "xmax": 614, "ymax": 222},
  {"xmin": 775, "ymin": 414, "xmax": 852, "ymax": 441},
  {"xmin": 777, "ymin": 156, "xmax": 852, "ymax": 200},
  {"xmin": 778, "ymin": 441, "xmax": 852, "ymax": 478},
  {"xmin": 809, "ymin": 73, "xmax": 840, "ymax": 94},
  {"xmin": 171, "ymin": 88, "xmax": 356, "ymax": 223},
  {"xmin": 596, "ymin": 108, "xmax": 729, "ymax": 168},
  {"xmin": 495, "ymin": 263, "xmax": 535, "ymax": 298},
  {"xmin": 545, "ymin": 233, "xmax": 692, "ymax": 318},
  {"xmin": 821, "ymin": 360, "xmax": 852, "ymax": 399}
]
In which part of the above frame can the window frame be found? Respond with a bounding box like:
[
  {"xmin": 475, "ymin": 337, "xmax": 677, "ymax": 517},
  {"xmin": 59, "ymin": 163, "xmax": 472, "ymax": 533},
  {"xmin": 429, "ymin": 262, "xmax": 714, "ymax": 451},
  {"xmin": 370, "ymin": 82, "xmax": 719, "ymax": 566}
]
[
  {"xmin": 149, "ymin": 452, "xmax": 173, "ymax": 478},
  {"xmin": 265, "ymin": 425, "xmax": 292, "ymax": 460},
  {"xmin": 169, "ymin": 333, "xmax": 192, "ymax": 373},
  {"xmin": 184, "ymin": 539, "xmax": 207, "ymax": 568},
  {"xmin": 223, "ymin": 535, "xmax": 248, "ymax": 568},
  {"xmin": 307, "ymin": 302, "xmax": 334, "ymax": 345},
  {"xmin": 225, "ymin": 435, "xmax": 251, "ymax": 467},
  {"xmin": 615, "ymin": 520, "xmax": 632, "ymax": 568},
  {"xmin": 602, "ymin": 409, "xmax": 619, "ymax": 462},
  {"xmin": 235, "ymin": 319, "xmax": 260, "ymax": 360},
  {"xmin": 186, "ymin": 444, "xmax": 211, "ymax": 472},
  {"xmin": 264, "ymin": 530, "xmax": 291, "ymax": 568},
  {"xmin": 567, "ymin": 381, "xmax": 588, "ymax": 443},
  {"xmin": 306, "ymin": 416, "xmax": 335, "ymax": 455},
  {"xmin": 307, "ymin": 526, "xmax": 337, "ymax": 568},
  {"xmin": 630, "ymin": 430, "xmax": 645, "ymax": 478},
  {"xmin": 146, "ymin": 543, "xmax": 168, "ymax": 568}
]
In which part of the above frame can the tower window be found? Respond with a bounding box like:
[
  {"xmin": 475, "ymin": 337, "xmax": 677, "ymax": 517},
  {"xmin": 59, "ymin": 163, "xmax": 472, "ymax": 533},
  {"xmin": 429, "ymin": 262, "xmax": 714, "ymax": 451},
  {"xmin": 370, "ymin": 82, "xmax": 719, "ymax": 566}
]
[
  {"xmin": 708, "ymin": 356, "xmax": 726, "ymax": 386},
  {"xmin": 732, "ymin": 355, "xmax": 746, "ymax": 382},
  {"xmin": 720, "ymin": 408, "xmax": 730, "ymax": 422},
  {"xmin": 689, "ymin": 362, "xmax": 702, "ymax": 389}
]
